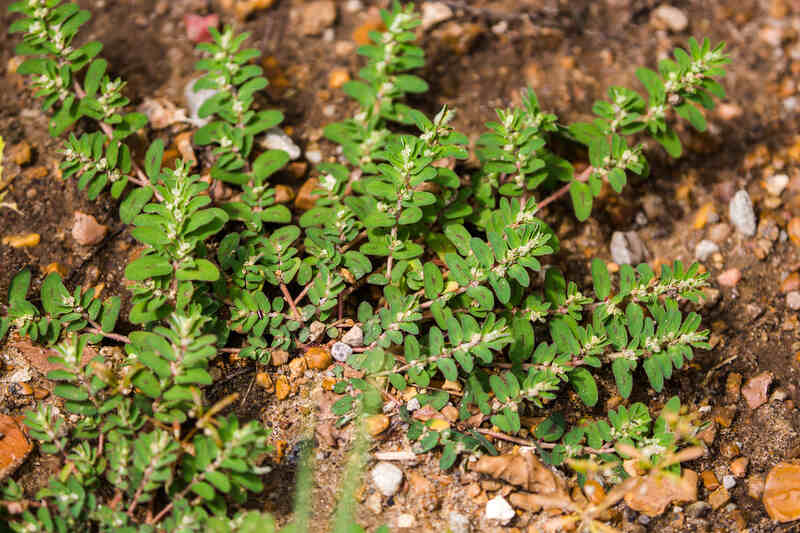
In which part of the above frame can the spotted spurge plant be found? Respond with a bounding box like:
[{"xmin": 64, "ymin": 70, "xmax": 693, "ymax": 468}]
[{"xmin": 2, "ymin": 0, "xmax": 728, "ymax": 530}]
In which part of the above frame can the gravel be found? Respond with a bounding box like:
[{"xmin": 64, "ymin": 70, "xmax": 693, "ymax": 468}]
[
  {"xmin": 729, "ymin": 190, "xmax": 757, "ymax": 236},
  {"xmin": 331, "ymin": 342, "xmax": 352, "ymax": 362},
  {"xmin": 371, "ymin": 462, "xmax": 403, "ymax": 497},
  {"xmin": 448, "ymin": 512, "xmax": 471, "ymax": 533},
  {"xmin": 485, "ymin": 495, "xmax": 515, "ymax": 524},
  {"xmin": 260, "ymin": 128, "xmax": 301, "ymax": 160},
  {"xmin": 610, "ymin": 231, "xmax": 648, "ymax": 265},
  {"xmin": 184, "ymin": 78, "xmax": 217, "ymax": 127},
  {"xmin": 695, "ymin": 239, "xmax": 720, "ymax": 261}
]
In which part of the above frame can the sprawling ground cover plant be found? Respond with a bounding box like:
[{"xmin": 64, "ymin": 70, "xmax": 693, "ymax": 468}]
[{"xmin": 1, "ymin": 0, "xmax": 728, "ymax": 530}]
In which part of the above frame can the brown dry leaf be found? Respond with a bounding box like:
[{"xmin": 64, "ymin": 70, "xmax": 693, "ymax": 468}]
[
  {"xmin": 471, "ymin": 448, "xmax": 563, "ymax": 494},
  {"xmin": 0, "ymin": 414, "xmax": 33, "ymax": 481},
  {"xmin": 138, "ymin": 98, "xmax": 187, "ymax": 129},
  {"xmin": 9, "ymin": 334, "xmax": 97, "ymax": 375},
  {"xmin": 623, "ymin": 469, "xmax": 698, "ymax": 517},
  {"xmin": 2, "ymin": 233, "xmax": 40, "ymax": 248},
  {"xmin": 763, "ymin": 462, "xmax": 800, "ymax": 522}
]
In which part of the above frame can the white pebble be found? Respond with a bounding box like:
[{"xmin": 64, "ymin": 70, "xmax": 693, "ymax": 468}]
[
  {"xmin": 341, "ymin": 325, "xmax": 363, "ymax": 347},
  {"xmin": 331, "ymin": 341, "xmax": 353, "ymax": 362},
  {"xmin": 306, "ymin": 150, "xmax": 323, "ymax": 164},
  {"xmin": 485, "ymin": 495, "xmax": 515, "ymax": 525},
  {"xmin": 261, "ymin": 128, "xmax": 301, "ymax": 160},
  {"xmin": 722, "ymin": 475, "xmax": 736, "ymax": 489},
  {"xmin": 184, "ymin": 78, "xmax": 218, "ymax": 127},
  {"xmin": 371, "ymin": 462, "xmax": 403, "ymax": 497},
  {"xmin": 786, "ymin": 291, "xmax": 800, "ymax": 310},
  {"xmin": 406, "ymin": 397, "xmax": 421, "ymax": 411},
  {"xmin": 396, "ymin": 514, "xmax": 415, "ymax": 528},
  {"xmin": 765, "ymin": 174, "xmax": 789, "ymax": 196},
  {"xmin": 728, "ymin": 190, "xmax": 757, "ymax": 237},
  {"xmin": 448, "ymin": 512, "xmax": 471, "ymax": 533},
  {"xmin": 695, "ymin": 239, "xmax": 720, "ymax": 261}
]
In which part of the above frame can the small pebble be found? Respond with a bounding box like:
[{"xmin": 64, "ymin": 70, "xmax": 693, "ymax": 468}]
[
  {"xmin": 184, "ymin": 13, "xmax": 218, "ymax": 43},
  {"xmin": 651, "ymin": 4, "xmax": 688, "ymax": 32},
  {"xmin": 365, "ymin": 413, "xmax": 389, "ymax": 436},
  {"xmin": 448, "ymin": 512, "xmax": 471, "ymax": 533},
  {"xmin": 421, "ymin": 2, "xmax": 453, "ymax": 30},
  {"xmin": 328, "ymin": 68, "xmax": 350, "ymax": 89},
  {"xmin": 729, "ymin": 190, "xmax": 757, "ymax": 236},
  {"xmin": 787, "ymin": 291, "xmax": 800, "ymax": 310},
  {"xmin": 686, "ymin": 501, "xmax": 711, "ymax": 518},
  {"xmin": 780, "ymin": 272, "xmax": 800, "ymax": 293},
  {"xmin": 695, "ymin": 240, "xmax": 719, "ymax": 261},
  {"xmin": 610, "ymin": 231, "xmax": 648, "ymax": 265},
  {"xmin": 291, "ymin": 0, "xmax": 337, "ymax": 36},
  {"xmin": 306, "ymin": 150, "xmax": 323, "ymax": 165},
  {"xmin": 371, "ymin": 462, "xmax": 403, "ymax": 496},
  {"xmin": 722, "ymin": 475, "xmax": 736, "ymax": 489},
  {"xmin": 184, "ymin": 78, "xmax": 218, "ymax": 127},
  {"xmin": 787, "ymin": 217, "xmax": 800, "ymax": 246},
  {"xmin": 484, "ymin": 495, "xmax": 515, "ymax": 525},
  {"xmin": 763, "ymin": 462, "xmax": 800, "ymax": 522},
  {"xmin": 305, "ymin": 346, "xmax": 332, "ymax": 370},
  {"xmin": 294, "ymin": 178, "xmax": 319, "ymax": 211},
  {"xmin": 730, "ymin": 457, "xmax": 749, "ymax": 478},
  {"xmin": 765, "ymin": 174, "xmax": 789, "ymax": 196},
  {"xmin": 396, "ymin": 514, "xmax": 415, "ymax": 528},
  {"xmin": 717, "ymin": 268, "xmax": 741, "ymax": 287},
  {"xmin": 261, "ymin": 128, "xmax": 301, "ymax": 160},
  {"xmin": 741, "ymin": 372, "xmax": 773, "ymax": 409},
  {"xmin": 2, "ymin": 233, "xmax": 40, "ymax": 248},
  {"xmin": 9, "ymin": 141, "xmax": 31, "ymax": 166},
  {"xmin": 275, "ymin": 375, "xmax": 290, "ymax": 400},
  {"xmin": 406, "ymin": 397, "xmax": 421, "ymax": 411},
  {"xmin": 331, "ymin": 341, "xmax": 352, "ymax": 362},
  {"xmin": 341, "ymin": 325, "xmax": 363, "ymax": 347}
]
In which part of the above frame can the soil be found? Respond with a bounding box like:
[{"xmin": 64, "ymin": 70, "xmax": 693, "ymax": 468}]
[{"xmin": 1, "ymin": 0, "xmax": 800, "ymax": 532}]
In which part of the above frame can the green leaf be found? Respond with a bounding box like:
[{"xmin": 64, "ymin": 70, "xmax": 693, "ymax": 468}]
[
  {"xmin": 54, "ymin": 384, "xmax": 89, "ymax": 402},
  {"xmin": 611, "ymin": 358, "xmax": 633, "ymax": 398},
  {"xmin": 260, "ymin": 205, "xmax": 292, "ymax": 223},
  {"xmin": 253, "ymin": 150, "xmax": 290, "ymax": 181},
  {"xmin": 569, "ymin": 180, "xmax": 593, "ymax": 221},
  {"xmin": 8, "ymin": 269, "xmax": 31, "ymax": 306},
  {"xmin": 437, "ymin": 358, "xmax": 458, "ymax": 381},
  {"xmin": 591, "ymin": 258, "xmax": 610, "ymax": 299},
  {"xmin": 120, "ymin": 187, "xmax": 154, "ymax": 224},
  {"xmin": 192, "ymin": 481, "xmax": 216, "ymax": 500},
  {"xmin": 176, "ymin": 259, "xmax": 220, "ymax": 281},
  {"xmin": 534, "ymin": 413, "xmax": 565, "ymax": 441},
  {"xmin": 84, "ymin": 58, "xmax": 107, "ymax": 97},
  {"xmin": 125, "ymin": 255, "xmax": 173, "ymax": 281},
  {"xmin": 643, "ymin": 357, "xmax": 664, "ymax": 392},
  {"xmin": 423, "ymin": 262, "xmax": 443, "ymax": 299},
  {"xmin": 568, "ymin": 368, "xmax": 598, "ymax": 406},
  {"xmin": 652, "ymin": 126, "xmax": 682, "ymax": 158},
  {"xmin": 144, "ymin": 139, "xmax": 164, "ymax": 180}
]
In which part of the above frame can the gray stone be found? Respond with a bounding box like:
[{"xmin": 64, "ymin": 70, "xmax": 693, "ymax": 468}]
[
  {"xmin": 331, "ymin": 342, "xmax": 352, "ymax": 362},
  {"xmin": 371, "ymin": 462, "xmax": 403, "ymax": 497},
  {"xmin": 729, "ymin": 190, "xmax": 757, "ymax": 236},
  {"xmin": 686, "ymin": 501, "xmax": 711, "ymax": 518},
  {"xmin": 694, "ymin": 239, "xmax": 720, "ymax": 261},
  {"xmin": 722, "ymin": 475, "xmax": 736, "ymax": 489},
  {"xmin": 448, "ymin": 512, "xmax": 471, "ymax": 533},
  {"xmin": 485, "ymin": 495, "xmax": 515, "ymax": 524},
  {"xmin": 341, "ymin": 325, "xmax": 363, "ymax": 347},
  {"xmin": 610, "ymin": 231, "xmax": 648, "ymax": 265},
  {"xmin": 652, "ymin": 5, "xmax": 688, "ymax": 32},
  {"xmin": 184, "ymin": 78, "xmax": 218, "ymax": 127},
  {"xmin": 260, "ymin": 128, "xmax": 301, "ymax": 160}
]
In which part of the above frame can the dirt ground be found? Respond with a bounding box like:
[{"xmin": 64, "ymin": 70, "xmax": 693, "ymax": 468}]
[{"xmin": 1, "ymin": 0, "xmax": 800, "ymax": 532}]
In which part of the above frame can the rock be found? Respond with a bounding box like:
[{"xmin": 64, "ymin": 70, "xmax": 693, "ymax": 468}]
[
  {"xmin": 610, "ymin": 231, "xmax": 648, "ymax": 265},
  {"xmin": 722, "ymin": 475, "xmax": 736, "ymax": 489},
  {"xmin": 365, "ymin": 414, "xmax": 390, "ymax": 436},
  {"xmin": 717, "ymin": 268, "xmax": 741, "ymax": 287},
  {"xmin": 686, "ymin": 501, "xmax": 711, "ymax": 518},
  {"xmin": 10, "ymin": 336, "xmax": 96, "ymax": 375},
  {"xmin": 184, "ymin": 13, "xmax": 218, "ymax": 43},
  {"xmin": 651, "ymin": 4, "xmax": 688, "ymax": 32},
  {"xmin": 175, "ymin": 131, "xmax": 196, "ymax": 167},
  {"xmin": 708, "ymin": 222, "xmax": 732, "ymax": 243},
  {"xmin": 328, "ymin": 68, "xmax": 350, "ymax": 89},
  {"xmin": 708, "ymin": 486, "xmax": 730, "ymax": 510},
  {"xmin": 780, "ymin": 272, "xmax": 800, "ymax": 293},
  {"xmin": 788, "ymin": 217, "xmax": 800, "ymax": 246},
  {"xmin": 274, "ymin": 184, "xmax": 295, "ymax": 204},
  {"xmin": 365, "ymin": 491, "xmax": 382, "ymax": 514},
  {"xmin": 624, "ymin": 470, "xmax": 698, "ymax": 517},
  {"xmin": 787, "ymin": 291, "xmax": 800, "ymax": 310},
  {"xmin": 341, "ymin": 326, "xmax": 363, "ymax": 347},
  {"xmin": 139, "ymin": 98, "xmax": 187, "ymax": 130},
  {"xmin": 421, "ymin": 2, "xmax": 453, "ymax": 30},
  {"xmin": 693, "ymin": 203, "xmax": 717, "ymax": 229},
  {"xmin": 485, "ymin": 495, "xmax": 515, "ymax": 525},
  {"xmin": 702, "ymin": 470, "xmax": 720, "ymax": 490},
  {"xmin": 306, "ymin": 150, "xmax": 323, "ymax": 165},
  {"xmin": 371, "ymin": 462, "xmax": 403, "ymax": 496},
  {"xmin": 225, "ymin": 0, "xmax": 275, "ymax": 20},
  {"xmin": 261, "ymin": 128, "xmax": 301, "ymax": 160},
  {"xmin": 275, "ymin": 375, "xmax": 291, "ymax": 400},
  {"xmin": 308, "ymin": 321, "xmax": 326, "ymax": 343},
  {"xmin": 2, "ymin": 233, "xmax": 40, "ymax": 248},
  {"xmin": 725, "ymin": 373, "xmax": 742, "ymax": 403},
  {"xmin": 256, "ymin": 372, "xmax": 273, "ymax": 392},
  {"xmin": 9, "ymin": 141, "xmax": 31, "ymax": 166},
  {"xmin": 396, "ymin": 514, "xmax": 415, "ymax": 528},
  {"xmin": 295, "ymin": 178, "xmax": 320, "ymax": 211},
  {"xmin": 292, "ymin": 1, "xmax": 336, "ymax": 36},
  {"xmin": 717, "ymin": 103, "xmax": 743, "ymax": 121},
  {"xmin": 305, "ymin": 346, "xmax": 332, "ymax": 370},
  {"xmin": 184, "ymin": 78, "xmax": 219, "ymax": 127},
  {"xmin": 331, "ymin": 341, "xmax": 353, "ymax": 362},
  {"xmin": 695, "ymin": 240, "xmax": 719, "ymax": 261},
  {"xmin": 730, "ymin": 458, "xmax": 749, "ymax": 478},
  {"xmin": 747, "ymin": 474, "xmax": 765, "ymax": 499},
  {"xmin": 765, "ymin": 174, "xmax": 789, "ymax": 196},
  {"xmin": 741, "ymin": 372, "xmax": 773, "ymax": 409},
  {"xmin": 448, "ymin": 512, "xmax": 471, "ymax": 533},
  {"xmin": 729, "ymin": 190, "xmax": 757, "ymax": 236},
  {"xmin": 270, "ymin": 348, "xmax": 289, "ymax": 366},
  {"xmin": 0, "ymin": 415, "xmax": 32, "ymax": 481}
]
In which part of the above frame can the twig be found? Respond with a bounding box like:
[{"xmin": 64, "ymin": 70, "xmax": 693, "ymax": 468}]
[
  {"xmin": 238, "ymin": 375, "xmax": 257, "ymax": 407},
  {"xmin": 280, "ymin": 282, "xmax": 302, "ymax": 322},
  {"xmin": 373, "ymin": 450, "xmax": 417, "ymax": 461},
  {"xmin": 534, "ymin": 166, "xmax": 592, "ymax": 214}
]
